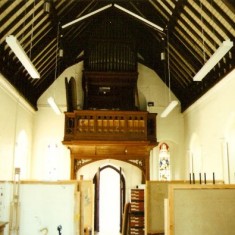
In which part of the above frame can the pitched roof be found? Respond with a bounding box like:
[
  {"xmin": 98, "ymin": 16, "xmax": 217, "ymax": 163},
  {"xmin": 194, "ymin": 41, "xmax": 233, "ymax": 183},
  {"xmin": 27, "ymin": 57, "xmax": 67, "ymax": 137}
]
[{"xmin": 1, "ymin": 0, "xmax": 234, "ymax": 111}]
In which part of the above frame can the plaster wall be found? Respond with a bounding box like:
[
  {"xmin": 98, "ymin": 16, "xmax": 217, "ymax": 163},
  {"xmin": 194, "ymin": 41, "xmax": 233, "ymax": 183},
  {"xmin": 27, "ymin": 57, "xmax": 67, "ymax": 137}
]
[
  {"xmin": 0, "ymin": 73, "xmax": 34, "ymax": 180},
  {"xmin": 183, "ymin": 69, "xmax": 235, "ymax": 182}
]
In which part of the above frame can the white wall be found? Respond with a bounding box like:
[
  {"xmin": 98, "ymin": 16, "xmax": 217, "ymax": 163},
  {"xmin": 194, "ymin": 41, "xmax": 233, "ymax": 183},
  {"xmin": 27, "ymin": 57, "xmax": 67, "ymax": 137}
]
[
  {"xmin": 138, "ymin": 64, "xmax": 185, "ymax": 180},
  {"xmin": 184, "ymin": 69, "xmax": 235, "ymax": 183},
  {"xmin": 32, "ymin": 63, "xmax": 84, "ymax": 180},
  {"xmin": 0, "ymin": 74, "xmax": 34, "ymax": 180},
  {"xmin": 31, "ymin": 107, "xmax": 70, "ymax": 180}
]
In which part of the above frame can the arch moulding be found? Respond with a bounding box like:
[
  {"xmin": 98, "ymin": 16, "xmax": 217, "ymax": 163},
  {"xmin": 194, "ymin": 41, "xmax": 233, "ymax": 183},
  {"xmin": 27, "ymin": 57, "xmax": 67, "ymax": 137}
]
[{"xmin": 63, "ymin": 140, "xmax": 157, "ymax": 182}]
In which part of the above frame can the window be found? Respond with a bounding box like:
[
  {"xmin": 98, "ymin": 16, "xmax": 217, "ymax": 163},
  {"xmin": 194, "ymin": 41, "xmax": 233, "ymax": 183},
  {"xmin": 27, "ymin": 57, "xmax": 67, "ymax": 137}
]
[{"xmin": 159, "ymin": 143, "xmax": 170, "ymax": 181}]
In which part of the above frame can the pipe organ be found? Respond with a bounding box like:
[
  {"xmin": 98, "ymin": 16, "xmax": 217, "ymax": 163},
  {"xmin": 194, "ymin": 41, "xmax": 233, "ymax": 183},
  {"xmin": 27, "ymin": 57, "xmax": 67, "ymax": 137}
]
[{"xmin": 63, "ymin": 14, "xmax": 158, "ymax": 180}]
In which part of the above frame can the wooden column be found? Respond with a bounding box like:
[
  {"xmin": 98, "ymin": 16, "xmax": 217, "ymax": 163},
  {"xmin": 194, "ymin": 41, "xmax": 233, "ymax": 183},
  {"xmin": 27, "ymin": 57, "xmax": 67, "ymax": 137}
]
[
  {"xmin": 70, "ymin": 152, "xmax": 75, "ymax": 180},
  {"xmin": 145, "ymin": 154, "xmax": 150, "ymax": 181}
]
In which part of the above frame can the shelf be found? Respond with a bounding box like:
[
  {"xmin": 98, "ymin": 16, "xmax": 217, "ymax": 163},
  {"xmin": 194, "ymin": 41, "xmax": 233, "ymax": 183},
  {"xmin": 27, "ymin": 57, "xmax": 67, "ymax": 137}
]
[{"xmin": 129, "ymin": 189, "xmax": 145, "ymax": 235}]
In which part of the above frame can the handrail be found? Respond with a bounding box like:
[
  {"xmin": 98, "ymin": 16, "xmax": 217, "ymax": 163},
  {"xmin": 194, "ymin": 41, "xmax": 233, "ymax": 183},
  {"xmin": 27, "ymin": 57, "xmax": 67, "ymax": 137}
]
[{"xmin": 64, "ymin": 110, "xmax": 156, "ymax": 142}]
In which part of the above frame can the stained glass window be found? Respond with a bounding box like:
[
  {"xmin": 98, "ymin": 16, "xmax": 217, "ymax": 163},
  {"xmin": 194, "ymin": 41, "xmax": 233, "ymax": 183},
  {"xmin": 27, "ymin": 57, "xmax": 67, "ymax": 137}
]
[{"xmin": 159, "ymin": 143, "xmax": 170, "ymax": 181}]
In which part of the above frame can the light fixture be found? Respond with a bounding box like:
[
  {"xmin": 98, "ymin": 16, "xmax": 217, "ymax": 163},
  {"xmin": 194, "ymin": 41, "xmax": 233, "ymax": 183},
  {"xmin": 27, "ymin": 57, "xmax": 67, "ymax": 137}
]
[
  {"xmin": 59, "ymin": 48, "xmax": 63, "ymax": 58},
  {"xmin": 58, "ymin": 34, "xmax": 64, "ymax": 58},
  {"xmin": 6, "ymin": 35, "xmax": 40, "ymax": 79},
  {"xmin": 47, "ymin": 97, "xmax": 61, "ymax": 115},
  {"xmin": 161, "ymin": 100, "xmax": 178, "ymax": 118},
  {"xmin": 193, "ymin": 39, "xmax": 233, "ymax": 81},
  {"xmin": 62, "ymin": 4, "xmax": 164, "ymax": 35},
  {"xmin": 62, "ymin": 4, "xmax": 112, "ymax": 29},
  {"xmin": 114, "ymin": 4, "xmax": 164, "ymax": 33},
  {"xmin": 161, "ymin": 30, "xmax": 178, "ymax": 118},
  {"xmin": 44, "ymin": 1, "xmax": 50, "ymax": 13}
]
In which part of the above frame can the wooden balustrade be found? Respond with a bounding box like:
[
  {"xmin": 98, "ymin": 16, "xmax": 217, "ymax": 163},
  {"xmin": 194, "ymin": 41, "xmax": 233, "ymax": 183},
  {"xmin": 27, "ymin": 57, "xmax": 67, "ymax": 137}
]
[{"xmin": 64, "ymin": 110, "xmax": 156, "ymax": 142}]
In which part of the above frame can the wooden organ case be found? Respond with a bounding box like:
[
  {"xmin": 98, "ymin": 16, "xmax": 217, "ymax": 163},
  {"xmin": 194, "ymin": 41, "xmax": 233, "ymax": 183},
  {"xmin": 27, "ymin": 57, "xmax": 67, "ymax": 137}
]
[{"xmin": 63, "ymin": 14, "xmax": 157, "ymax": 181}]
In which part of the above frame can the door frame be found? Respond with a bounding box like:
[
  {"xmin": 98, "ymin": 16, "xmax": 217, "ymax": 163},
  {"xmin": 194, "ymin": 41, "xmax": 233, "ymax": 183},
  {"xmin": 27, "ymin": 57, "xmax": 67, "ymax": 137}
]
[{"xmin": 93, "ymin": 165, "xmax": 126, "ymax": 232}]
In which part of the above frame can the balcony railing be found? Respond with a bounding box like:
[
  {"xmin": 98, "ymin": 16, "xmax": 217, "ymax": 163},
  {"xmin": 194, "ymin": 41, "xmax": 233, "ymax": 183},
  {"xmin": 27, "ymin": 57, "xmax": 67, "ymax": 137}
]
[{"xmin": 64, "ymin": 110, "xmax": 156, "ymax": 142}]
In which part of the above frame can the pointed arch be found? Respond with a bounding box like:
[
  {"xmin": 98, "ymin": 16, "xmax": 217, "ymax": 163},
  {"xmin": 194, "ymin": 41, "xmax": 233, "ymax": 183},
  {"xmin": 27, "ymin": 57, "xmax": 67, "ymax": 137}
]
[
  {"xmin": 65, "ymin": 77, "xmax": 77, "ymax": 112},
  {"xmin": 93, "ymin": 164, "xmax": 126, "ymax": 233}
]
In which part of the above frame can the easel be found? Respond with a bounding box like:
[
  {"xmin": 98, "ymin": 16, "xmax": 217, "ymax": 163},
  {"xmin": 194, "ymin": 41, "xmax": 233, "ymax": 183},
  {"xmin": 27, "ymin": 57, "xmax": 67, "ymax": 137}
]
[{"xmin": 9, "ymin": 168, "xmax": 20, "ymax": 235}]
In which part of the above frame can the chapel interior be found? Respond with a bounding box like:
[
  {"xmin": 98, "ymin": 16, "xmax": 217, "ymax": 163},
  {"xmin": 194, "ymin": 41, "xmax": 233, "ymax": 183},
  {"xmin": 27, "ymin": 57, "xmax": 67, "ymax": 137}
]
[{"xmin": 0, "ymin": 1, "xmax": 235, "ymax": 235}]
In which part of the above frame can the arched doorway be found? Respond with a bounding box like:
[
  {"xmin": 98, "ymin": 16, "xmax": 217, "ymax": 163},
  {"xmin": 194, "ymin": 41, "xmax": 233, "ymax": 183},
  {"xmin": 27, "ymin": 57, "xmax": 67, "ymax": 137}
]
[{"xmin": 93, "ymin": 165, "xmax": 125, "ymax": 234}]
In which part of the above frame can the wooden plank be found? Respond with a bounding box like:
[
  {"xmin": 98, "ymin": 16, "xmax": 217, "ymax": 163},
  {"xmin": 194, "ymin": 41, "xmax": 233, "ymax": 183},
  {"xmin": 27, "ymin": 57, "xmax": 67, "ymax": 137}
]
[
  {"xmin": 96, "ymin": 145, "xmax": 125, "ymax": 155},
  {"xmin": 145, "ymin": 181, "xmax": 188, "ymax": 234},
  {"xmin": 168, "ymin": 184, "xmax": 235, "ymax": 235}
]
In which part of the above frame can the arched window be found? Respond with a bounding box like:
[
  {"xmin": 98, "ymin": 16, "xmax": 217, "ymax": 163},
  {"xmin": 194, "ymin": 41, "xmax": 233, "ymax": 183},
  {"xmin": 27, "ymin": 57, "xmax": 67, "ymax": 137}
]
[{"xmin": 159, "ymin": 143, "xmax": 170, "ymax": 181}]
